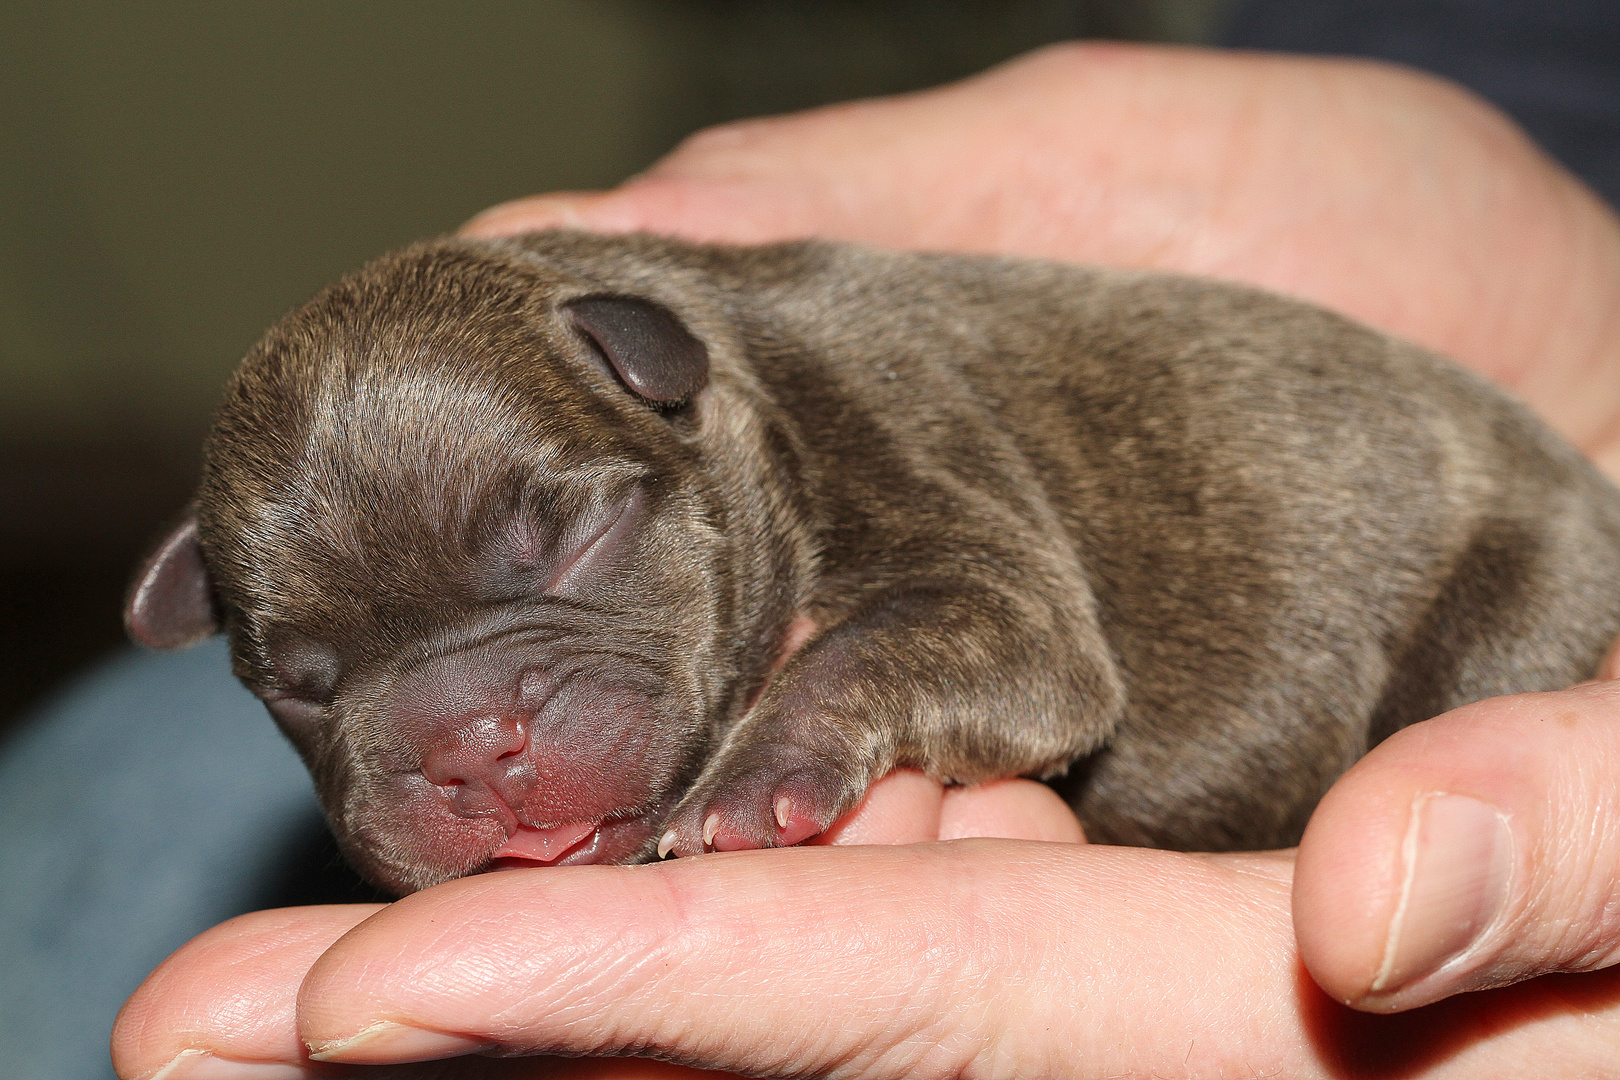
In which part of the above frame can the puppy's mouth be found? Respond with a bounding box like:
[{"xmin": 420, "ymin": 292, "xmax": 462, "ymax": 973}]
[
  {"xmin": 489, "ymin": 821, "xmax": 601, "ymax": 868},
  {"xmin": 482, "ymin": 810, "xmax": 659, "ymax": 869}
]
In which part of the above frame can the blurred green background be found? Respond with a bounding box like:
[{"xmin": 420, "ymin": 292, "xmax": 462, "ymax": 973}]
[{"xmin": 0, "ymin": 0, "xmax": 1230, "ymax": 726}]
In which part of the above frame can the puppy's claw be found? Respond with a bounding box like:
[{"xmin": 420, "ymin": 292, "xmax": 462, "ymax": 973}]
[
  {"xmin": 657, "ymin": 829, "xmax": 677, "ymax": 859},
  {"xmin": 667, "ymin": 742, "xmax": 860, "ymax": 854}
]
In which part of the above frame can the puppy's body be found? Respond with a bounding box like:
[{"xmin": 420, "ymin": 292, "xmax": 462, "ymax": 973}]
[{"xmin": 128, "ymin": 232, "xmax": 1620, "ymax": 893}]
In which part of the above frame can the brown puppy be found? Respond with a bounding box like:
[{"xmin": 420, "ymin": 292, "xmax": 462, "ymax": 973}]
[{"xmin": 127, "ymin": 231, "xmax": 1620, "ymax": 895}]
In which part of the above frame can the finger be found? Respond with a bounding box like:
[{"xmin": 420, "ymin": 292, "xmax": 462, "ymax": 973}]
[
  {"xmin": 740, "ymin": 768, "xmax": 1084, "ymax": 847},
  {"xmin": 296, "ymin": 842, "xmax": 1620, "ymax": 1077},
  {"xmin": 1294, "ymin": 680, "xmax": 1620, "ymax": 1012},
  {"xmin": 761, "ymin": 770, "xmax": 1087, "ymax": 846},
  {"xmin": 811, "ymin": 768, "xmax": 943, "ymax": 845},
  {"xmin": 105, "ymin": 776, "xmax": 1058, "ymax": 1077},
  {"xmin": 457, "ymin": 45, "xmax": 1137, "ymax": 251},
  {"xmin": 460, "ymin": 191, "xmax": 627, "ymax": 239},
  {"xmin": 938, "ymin": 778, "xmax": 1086, "ymax": 842},
  {"xmin": 295, "ymin": 844, "xmax": 1296, "ymax": 1075},
  {"xmin": 110, "ymin": 904, "xmax": 733, "ymax": 1080},
  {"xmin": 458, "ymin": 175, "xmax": 856, "ymax": 248},
  {"xmin": 110, "ymin": 905, "xmax": 379, "ymax": 1079}
]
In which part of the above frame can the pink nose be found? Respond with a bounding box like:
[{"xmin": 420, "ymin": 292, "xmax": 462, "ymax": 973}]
[{"xmin": 419, "ymin": 713, "xmax": 529, "ymax": 790}]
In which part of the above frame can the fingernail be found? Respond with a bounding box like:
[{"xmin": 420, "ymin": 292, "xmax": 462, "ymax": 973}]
[
  {"xmin": 146, "ymin": 1050, "xmax": 310, "ymax": 1080},
  {"xmin": 1369, "ymin": 793, "xmax": 1514, "ymax": 997},
  {"xmin": 306, "ymin": 1020, "xmax": 493, "ymax": 1064}
]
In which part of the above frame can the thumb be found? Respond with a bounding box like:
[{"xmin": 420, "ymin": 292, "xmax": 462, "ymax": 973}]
[{"xmin": 1294, "ymin": 679, "xmax": 1620, "ymax": 1012}]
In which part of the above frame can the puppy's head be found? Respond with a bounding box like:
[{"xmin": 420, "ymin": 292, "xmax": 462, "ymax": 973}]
[{"xmin": 128, "ymin": 235, "xmax": 788, "ymax": 893}]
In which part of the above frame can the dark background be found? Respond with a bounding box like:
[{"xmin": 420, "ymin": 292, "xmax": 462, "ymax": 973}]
[{"xmin": 0, "ymin": 1, "xmax": 1235, "ymax": 730}]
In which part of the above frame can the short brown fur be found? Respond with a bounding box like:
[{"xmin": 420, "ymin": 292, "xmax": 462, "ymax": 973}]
[{"xmin": 128, "ymin": 232, "xmax": 1620, "ymax": 893}]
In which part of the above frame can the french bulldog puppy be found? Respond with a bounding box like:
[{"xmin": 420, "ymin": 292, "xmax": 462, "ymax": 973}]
[{"xmin": 127, "ymin": 231, "xmax": 1620, "ymax": 895}]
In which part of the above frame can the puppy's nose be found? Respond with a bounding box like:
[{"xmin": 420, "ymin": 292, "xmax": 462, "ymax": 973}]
[{"xmin": 420, "ymin": 713, "xmax": 528, "ymax": 790}]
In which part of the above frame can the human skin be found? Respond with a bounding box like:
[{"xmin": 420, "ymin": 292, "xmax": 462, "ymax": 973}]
[{"xmin": 112, "ymin": 43, "xmax": 1620, "ymax": 1079}]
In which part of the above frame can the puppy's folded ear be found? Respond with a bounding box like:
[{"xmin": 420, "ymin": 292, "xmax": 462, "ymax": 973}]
[
  {"xmin": 125, "ymin": 510, "xmax": 221, "ymax": 648},
  {"xmin": 565, "ymin": 295, "xmax": 709, "ymax": 405}
]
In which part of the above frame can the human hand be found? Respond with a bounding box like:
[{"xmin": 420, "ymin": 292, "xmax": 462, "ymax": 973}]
[
  {"xmin": 466, "ymin": 46, "xmax": 1620, "ymax": 1020},
  {"xmin": 465, "ymin": 41, "xmax": 1620, "ymax": 479},
  {"xmin": 464, "ymin": 43, "xmax": 1620, "ymax": 1018},
  {"xmin": 109, "ymin": 778, "xmax": 1620, "ymax": 1079},
  {"xmin": 113, "ymin": 773, "xmax": 1107, "ymax": 1079},
  {"xmin": 111, "ymin": 41, "xmax": 1620, "ymax": 1078},
  {"xmin": 1296, "ymin": 674, "xmax": 1620, "ymax": 1013}
]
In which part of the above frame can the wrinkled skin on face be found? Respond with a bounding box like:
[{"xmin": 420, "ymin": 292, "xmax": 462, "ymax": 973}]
[
  {"xmin": 129, "ymin": 236, "xmax": 811, "ymax": 894},
  {"xmin": 245, "ymin": 473, "xmax": 709, "ymax": 892}
]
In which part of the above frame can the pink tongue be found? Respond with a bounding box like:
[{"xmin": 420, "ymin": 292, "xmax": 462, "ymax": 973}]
[{"xmin": 496, "ymin": 822, "xmax": 599, "ymax": 863}]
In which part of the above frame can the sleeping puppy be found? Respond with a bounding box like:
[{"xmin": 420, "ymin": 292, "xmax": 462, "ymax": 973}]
[{"xmin": 126, "ymin": 231, "xmax": 1620, "ymax": 895}]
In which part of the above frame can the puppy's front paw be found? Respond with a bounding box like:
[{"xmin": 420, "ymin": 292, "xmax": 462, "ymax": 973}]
[{"xmin": 657, "ymin": 740, "xmax": 868, "ymax": 858}]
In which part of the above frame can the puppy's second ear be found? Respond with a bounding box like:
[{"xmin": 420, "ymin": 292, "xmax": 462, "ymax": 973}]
[
  {"xmin": 125, "ymin": 513, "xmax": 220, "ymax": 649},
  {"xmin": 565, "ymin": 295, "xmax": 709, "ymax": 404}
]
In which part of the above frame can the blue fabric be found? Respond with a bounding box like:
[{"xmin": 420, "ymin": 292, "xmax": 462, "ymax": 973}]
[
  {"xmin": 1221, "ymin": 0, "xmax": 1620, "ymax": 208},
  {"xmin": 0, "ymin": 642, "xmax": 322, "ymax": 1080}
]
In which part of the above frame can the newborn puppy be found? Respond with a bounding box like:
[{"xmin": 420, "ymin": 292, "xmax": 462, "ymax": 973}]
[{"xmin": 127, "ymin": 231, "xmax": 1620, "ymax": 895}]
